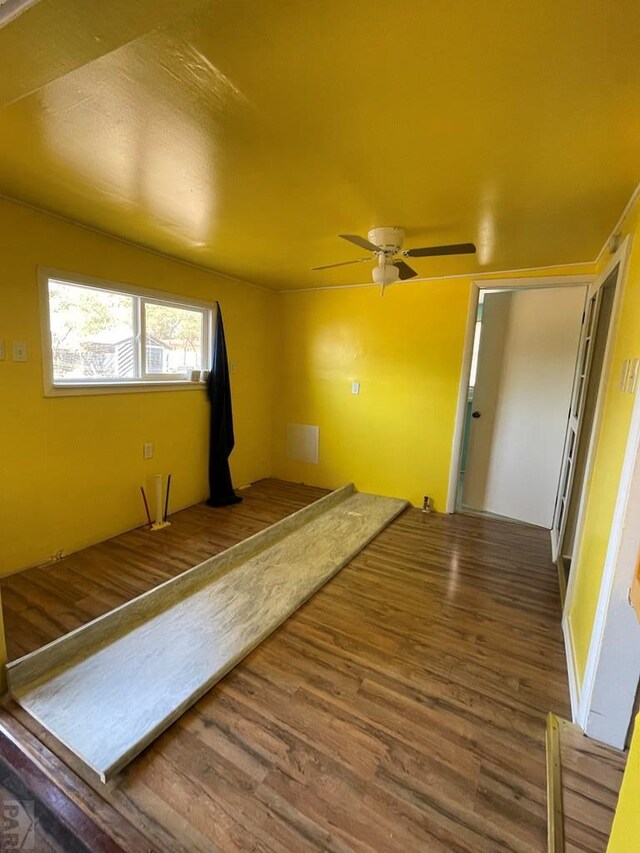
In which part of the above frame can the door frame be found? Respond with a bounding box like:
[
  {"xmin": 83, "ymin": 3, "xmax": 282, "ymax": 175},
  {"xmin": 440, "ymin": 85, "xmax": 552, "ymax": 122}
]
[
  {"xmin": 446, "ymin": 275, "xmax": 596, "ymax": 514},
  {"xmin": 560, "ymin": 236, "xmax": 635, "ymax": 741},
  {"xmin": 552, "ymin": 249, "xmax": 629, "ymax": 568},
  {"xmin": 575, "ymin": 371, "xmax": 640, "ymax": 747},
  {"xmin": 550, "ymin": 285, "xmax": 602, "ymax": 562}
]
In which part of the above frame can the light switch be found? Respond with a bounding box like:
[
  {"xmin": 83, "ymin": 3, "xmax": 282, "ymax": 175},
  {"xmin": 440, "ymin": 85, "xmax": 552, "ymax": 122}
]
[
  {"xmin": 143, "ymin": 442, "xmax": 154, "ymax": 460},
  {"xmin": 12, "ymin": 341, "xmax": 27, "ymax": 362},
  {"xmin": 627, "ymin": 358, "xmax": 639, "ymax": 394},
  {"xmin": 619, "ymin": 360, "xmax": 630, "ymax": 391},
  {"xmin": 351, "ymin": 381, "xmax": 360, "ymax": 395}
]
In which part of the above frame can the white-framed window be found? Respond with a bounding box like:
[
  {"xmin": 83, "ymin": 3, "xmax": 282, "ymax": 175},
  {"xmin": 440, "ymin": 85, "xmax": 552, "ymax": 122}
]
[{"xmin": 39, "ymin": 268, "xmax": 214, "ymax": 396}]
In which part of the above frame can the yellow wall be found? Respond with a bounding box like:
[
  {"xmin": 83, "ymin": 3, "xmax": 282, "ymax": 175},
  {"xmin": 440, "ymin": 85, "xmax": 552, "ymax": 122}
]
[
  {"xmin": 569, "ymin": 196, "xmax": 640, "ymax": 681},
  {"xmin": 271, "ymin": 269, "xmax": 593, "ymax": 509},
  {"xmin": 272, "ymin": 280, "xmax": 470, "ymax": 508},
  {"xmin": 0, "ymin": 197, "xmax": 275, "ymax": 575},
  {"xmin": 608, "ymin": 714, "xmax": 640, "ymax": 851},
  {"xmin": 0, "ymin": 186, "xmax": 604, "ymax": 578}
]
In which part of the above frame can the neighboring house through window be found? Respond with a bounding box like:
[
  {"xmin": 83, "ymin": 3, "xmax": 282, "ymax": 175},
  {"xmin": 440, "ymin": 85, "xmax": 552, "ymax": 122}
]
[{"xmin": 40, "ymin": 269, "xmax": 214, "ymax": 395}]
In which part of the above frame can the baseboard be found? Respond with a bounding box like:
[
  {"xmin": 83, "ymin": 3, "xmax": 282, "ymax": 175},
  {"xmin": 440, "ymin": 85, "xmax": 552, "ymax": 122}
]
[
  {"xmin": 550, "ymin": 527, "xmax": 559, "ymax": 564},
  {"xmin": 562, "ymin": 616, "xmax": 582, "ymax": 725},
  {"xmin": 556, "ymin": 556, "xmax": 567, "ymax": 610}
]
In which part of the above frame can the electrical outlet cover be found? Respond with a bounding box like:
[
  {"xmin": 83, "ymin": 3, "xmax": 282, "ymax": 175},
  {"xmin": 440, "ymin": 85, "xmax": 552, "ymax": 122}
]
[{"xmin": 12, "ymin": 341, "xmax": 27, "ymax": 362}]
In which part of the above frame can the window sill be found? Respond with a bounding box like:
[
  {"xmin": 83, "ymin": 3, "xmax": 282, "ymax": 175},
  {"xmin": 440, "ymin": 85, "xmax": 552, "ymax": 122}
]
[{"xmin": 44, "ymin": 380, "xmax": 208, "ymax": 398}]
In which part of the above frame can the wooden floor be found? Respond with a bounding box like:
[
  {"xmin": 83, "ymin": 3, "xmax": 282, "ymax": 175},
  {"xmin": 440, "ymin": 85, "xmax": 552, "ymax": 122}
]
[
  {"xmin": 558, "ymin": 717, "xmax": 626, "ymax": 852},
  {"xmin": 1, "ymin": 479, "xmax": 574, "ymax": 852}
]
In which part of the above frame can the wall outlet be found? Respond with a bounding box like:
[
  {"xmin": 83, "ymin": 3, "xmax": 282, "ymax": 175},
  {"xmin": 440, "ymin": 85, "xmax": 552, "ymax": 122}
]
[
  {"xmin": 143, "ymin": 441, "xmax": 154, "ymax": 460},
  {"xmin": 12, "ymin": 341, "xmax": 27, "ymax": 362},
  {"xmin": 351, "ymin": 380, "xmax": 360, "ymax": 395}
]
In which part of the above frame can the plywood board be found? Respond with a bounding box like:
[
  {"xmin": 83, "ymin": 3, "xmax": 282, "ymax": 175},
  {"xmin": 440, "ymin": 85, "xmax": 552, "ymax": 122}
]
[{"xmin": 8, "ymin": 485, "xmax": 407, "ymax": 782}]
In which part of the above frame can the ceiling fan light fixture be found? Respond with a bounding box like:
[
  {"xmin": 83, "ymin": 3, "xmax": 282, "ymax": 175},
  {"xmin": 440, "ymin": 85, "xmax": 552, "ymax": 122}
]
[
  {"xmin": 314, "ymin": 228, "xmax": 477, "ymax": 289},
  {"xmin": 372, "ymin": 263, "xmax": 399, "ymax": 287}
]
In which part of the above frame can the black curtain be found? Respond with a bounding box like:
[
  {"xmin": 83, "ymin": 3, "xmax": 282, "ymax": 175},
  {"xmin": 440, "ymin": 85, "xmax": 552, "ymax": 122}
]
[{"xmin": 206, "ymin": 305, "xmax": 242, "ymax": 507}]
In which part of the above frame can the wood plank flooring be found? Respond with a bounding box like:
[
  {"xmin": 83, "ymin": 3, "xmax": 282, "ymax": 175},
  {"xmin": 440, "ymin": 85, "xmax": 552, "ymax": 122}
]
[
  {"xmin": 558, "ymin": 717, "xmax": 626, "ymax": 852},
  {"xmin": 2, "ymin": 479, "xmax": 573, "ymax": 851},
  {"xmin": 2, "ymin": 480, "xmax": 328, "ymax": 661},
  {"xmin": 9, "ymin": 488, "xmax": 406, "ymax": 782}
]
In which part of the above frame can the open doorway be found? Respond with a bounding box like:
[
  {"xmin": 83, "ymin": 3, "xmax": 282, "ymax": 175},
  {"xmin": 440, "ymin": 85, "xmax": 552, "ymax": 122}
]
[{"xmin": 453, "ymin": 283, "xmax": 588, "ymax": 527}]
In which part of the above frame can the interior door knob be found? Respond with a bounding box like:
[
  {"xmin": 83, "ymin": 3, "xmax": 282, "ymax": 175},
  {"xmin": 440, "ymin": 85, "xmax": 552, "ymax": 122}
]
[{"xmin": 472, "ymin": 411, "xmax": 481, "ymax": 418}]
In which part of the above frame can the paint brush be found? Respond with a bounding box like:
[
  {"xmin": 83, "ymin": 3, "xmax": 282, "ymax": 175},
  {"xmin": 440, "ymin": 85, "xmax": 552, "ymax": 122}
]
[
  {"xmin": 164, "ymin": 474, "xmax": 172, "ymax": 522},
  {"xmin": 140, "ymin": 486, "xmax": 152, "ymax": 529}
]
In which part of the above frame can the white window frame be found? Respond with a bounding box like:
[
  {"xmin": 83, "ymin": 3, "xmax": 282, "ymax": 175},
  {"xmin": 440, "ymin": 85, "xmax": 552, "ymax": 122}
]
[{"xmin": 39, "ymin": 267, "xmax": 215, "ymax": 397}]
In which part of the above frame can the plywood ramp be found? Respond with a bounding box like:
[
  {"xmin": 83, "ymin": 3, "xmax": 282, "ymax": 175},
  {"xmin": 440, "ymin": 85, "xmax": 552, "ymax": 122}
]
[{"xmin": 8, "ymin": 484, "xmax": 407, "ymax": 782}]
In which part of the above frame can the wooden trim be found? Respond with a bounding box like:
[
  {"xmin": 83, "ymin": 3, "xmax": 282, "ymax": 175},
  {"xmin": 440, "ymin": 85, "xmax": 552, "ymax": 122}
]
[
  {"xmin": 562, "ymin": 618, "xmax": 583, "ymax": 725},
  {"xmin": 472, "ymin": 275, "xmax": 594, "ymax": 291},
  {"xmin": 282, "ymin": 267, "xmax": 595, "ymax": 294},
  {"xmin": 556, "ymin": 715, "xmax": 626, "ymax": 846},
  {"xmin": 580, "ymin": 361, "xmax": 640, "ymax": 746},
  {"xmin": 563, "ymin": 236, "xmax": 632, "ymax": 624},
  {"xmin": 556, "ymin": 554, "xmax": 567, "ymax": 610},
  {"xmin": 446, "ymin": 281, "xmax": 479, "ymax": 512},
  {"xmin": 546, "ymin": 713, "xmax": 565, "ymax": 853},
  {"xmin": 594, "ymin": 179, "xmax": 640, "ymax": 268}
]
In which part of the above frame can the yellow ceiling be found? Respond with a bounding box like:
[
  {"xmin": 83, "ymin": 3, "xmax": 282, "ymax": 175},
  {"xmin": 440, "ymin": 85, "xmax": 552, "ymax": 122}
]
[{"xmin": 1, "ymin": 0, "xmax": 639, "ymax": 290}]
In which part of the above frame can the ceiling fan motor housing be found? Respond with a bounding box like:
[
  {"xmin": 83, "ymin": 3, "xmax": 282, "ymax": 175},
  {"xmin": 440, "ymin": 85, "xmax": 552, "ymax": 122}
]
[{"xmin": 368, "ymin": 226, "xmax": 404, "ymax": 255}]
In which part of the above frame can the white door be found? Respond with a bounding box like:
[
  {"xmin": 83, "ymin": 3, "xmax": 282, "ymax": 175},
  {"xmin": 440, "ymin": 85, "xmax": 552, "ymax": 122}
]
[
  {"xmin": 551, "ymin": 289, "xmax": 599, "ymax": 558},
  {"xmin": 462, "ymin": 287, "xmax": 586, "ymax": 527},
  {"xmin": 462, "ymin": 292, "xmax": 512, "ymax": 512}
]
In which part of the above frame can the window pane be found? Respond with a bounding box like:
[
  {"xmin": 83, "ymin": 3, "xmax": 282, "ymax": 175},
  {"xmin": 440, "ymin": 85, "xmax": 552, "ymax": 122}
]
[
  {"xmin": 49, "ymin": 280, "xmax": 136, "ymax": 381},
  {"xmin": 144, "ymin": 302, "xmax": 204, "ymax": 375}
]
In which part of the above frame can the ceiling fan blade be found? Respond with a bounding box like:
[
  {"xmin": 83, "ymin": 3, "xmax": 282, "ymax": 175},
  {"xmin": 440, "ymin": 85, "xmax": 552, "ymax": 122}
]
[
  {"xmin": 339, "ymin": 233, "xmax": 381, "ymax": 253},
  {"xmin": 395, "ymin": 260, "xmax": 418, "ymax": 280},
  {"xmin": 310, "ymin": 257, "xmax": 371, "ymax": 270},
  {"xmin": 404, "ymin": 242, "xmax": 477, "ymax": 258}
]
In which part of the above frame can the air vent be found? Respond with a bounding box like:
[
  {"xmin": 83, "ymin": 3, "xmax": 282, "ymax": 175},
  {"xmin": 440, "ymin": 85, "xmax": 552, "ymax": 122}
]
[{"xmin": 286, "ymin": 424, "xmax": 319, "ymax": 464}]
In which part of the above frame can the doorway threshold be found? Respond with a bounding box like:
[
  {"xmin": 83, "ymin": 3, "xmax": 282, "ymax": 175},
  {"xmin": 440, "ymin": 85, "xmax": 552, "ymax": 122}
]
[{"xmin": 457, "ymin": 504, "xmax": 548, "ymax": 530}]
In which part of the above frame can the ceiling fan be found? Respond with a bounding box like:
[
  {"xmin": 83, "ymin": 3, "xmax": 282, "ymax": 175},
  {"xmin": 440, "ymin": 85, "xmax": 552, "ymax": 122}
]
[{"xmin": 311, "ymin": 227, "xmax": 476, "ymax": 292}]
